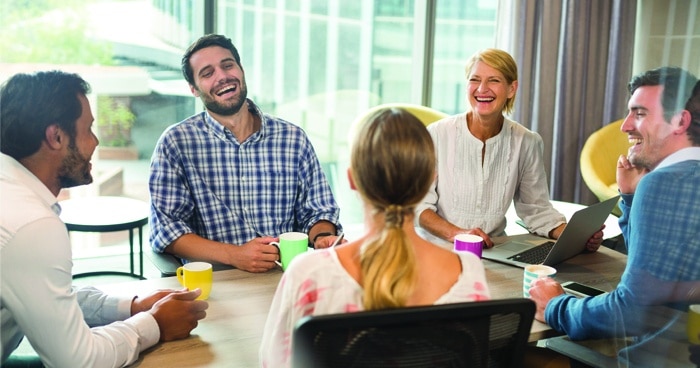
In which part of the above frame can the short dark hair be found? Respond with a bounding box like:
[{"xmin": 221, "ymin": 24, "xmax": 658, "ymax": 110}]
[
  {"xmin": 685, "ymin": 80, "xmax": 700, "ymax": 145},
  {"xmin": 628, "ymin": 67, "xmax": 698, "ymax": 123},
  {"xmin": 0, "ymin": 70, "xmax": 90, "ymax": 160},
  {"xmin": 181, "ymin": 34, "xmax": 242, "ymax": 86}
]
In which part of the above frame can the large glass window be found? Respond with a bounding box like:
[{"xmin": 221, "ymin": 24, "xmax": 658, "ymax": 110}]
[
  {"xmin": 0, "ymin": 0, "xmax": 499, "ymax": 247},
  {"xmin": 23, "ymin": 1, "xmax": 700, "ymax": 253},
  {"xmin": 214, "ymin": 0, "xmax": 498, "ymax": 224},
  {"xmin": 432, "ymin": 0, "xmax": 498, "ymax": 114}
]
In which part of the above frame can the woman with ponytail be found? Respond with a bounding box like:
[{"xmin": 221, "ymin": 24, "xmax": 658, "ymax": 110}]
[{"xmin": 260, "ymin": 107, "xmax": 491, "ymax": 367}]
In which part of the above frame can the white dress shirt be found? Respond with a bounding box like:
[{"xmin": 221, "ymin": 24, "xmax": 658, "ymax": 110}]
[
  {"xmin": 416, "ymin": 114, "xmax": 565, "ymax": 238},
  {"xmin": 0, "ymin": 154, "xmax": 159, "ymax": 367}
]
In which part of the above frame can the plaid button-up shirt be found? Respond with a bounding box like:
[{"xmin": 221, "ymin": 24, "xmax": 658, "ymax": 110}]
[{"xmin": 149, "ymin": 100, "xmax": 341, "ymax": 253}]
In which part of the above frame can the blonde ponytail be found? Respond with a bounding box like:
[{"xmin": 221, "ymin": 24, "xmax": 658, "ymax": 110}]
[{"xmin": 360, "ymin": 206, "xmax": 416, "ymax": 310}]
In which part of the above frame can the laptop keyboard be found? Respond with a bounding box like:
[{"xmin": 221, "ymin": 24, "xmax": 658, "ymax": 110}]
[{"xmin": 507, "ymin": 241, "xmax": 556, "ymax": 264}]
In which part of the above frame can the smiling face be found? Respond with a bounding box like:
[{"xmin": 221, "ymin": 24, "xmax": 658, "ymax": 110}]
[
  {"xmin": 58, "ymin": 94, "xmax": 98, "ymax": 188},
  {"xmin": 189, "ymin": 46, "xmax": 248, "ymax": 117},
  {"xmin": 621, "ymin": 85, "xmax": 680, "ymax": 170},
  {"xmin": 466, "ymin": 61, "xmax": 517, "ymax": 120}
]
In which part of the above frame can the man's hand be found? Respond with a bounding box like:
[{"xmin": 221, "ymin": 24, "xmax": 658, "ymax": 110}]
[
  {"xmin": 585, "ymin": 225, "xmax": 605, "ymax": 252},
  {"xmin": 131, "ymin": 289, "xmax": 180, "ymax": 315},
  {"xmin": 550, "ymin": 223, "xmax": 604, "ymax": 253},
  {"xmin": 149, "ymin": 289, "xmax": 209, "ymax": 342},
  {"xmin": 314, "ymin": 234, "xmax": 346, "ymax": 249},
  {"xmin": 528, "ymin": 277, "xmax": 565, "ymax": 322},
  {"xmin": 616, "ymin": 154, "xmax": 649, "ymax": 194},
  {"xmin": 229, "ymin": 236, "xmax": 279, "ymax": 273}
]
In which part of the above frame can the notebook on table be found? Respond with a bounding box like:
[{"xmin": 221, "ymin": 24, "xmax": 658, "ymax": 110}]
[{"xmin": 482, "ymin": 196, "xmax": 620, "ymax": 268}]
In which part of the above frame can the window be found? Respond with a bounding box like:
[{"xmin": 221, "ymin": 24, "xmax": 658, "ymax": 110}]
[
  {"xmin": 633, "ymin": 0, "xmax": 699, "ymax": 74},
  {"xmin": 1, "ymin": 0, "xmax": 496, "ymax": 255},
  {"xmin": 213, "ymin": 0, "xmax": 497, "ymax": 224}
]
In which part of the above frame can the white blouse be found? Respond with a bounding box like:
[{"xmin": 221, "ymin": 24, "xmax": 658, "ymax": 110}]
[{"xmin": 416, "ymin": 113, "xmax": 565, "ymax": 238}]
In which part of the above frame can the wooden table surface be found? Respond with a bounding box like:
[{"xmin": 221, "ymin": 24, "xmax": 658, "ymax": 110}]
[
  {"xmin": 96, "ymin": 246, "xmax": 627, "ymax": 367},
  {"xmin": 99, "ymin": 269, "xmax": 283, "ymax": 367}
]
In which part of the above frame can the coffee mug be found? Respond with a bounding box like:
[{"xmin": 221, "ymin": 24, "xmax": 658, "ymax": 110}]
[
  {"xmin": 270, "ymin": 232, "xmax": 308, "ymax": 270},
  {"xmin": 453, "ymin": 234, "xmax": 484, "ymax": 258},
  {"xmin": 523, "ymin": 264, "xmax": 557, "ymax": 298},
  {"xmin": 688, "ymin": 304, "xmax": 700, "ymax": 345},
  {"xmin": 176, "ymin": 261, "xmax": 213, "ymax": 300}
]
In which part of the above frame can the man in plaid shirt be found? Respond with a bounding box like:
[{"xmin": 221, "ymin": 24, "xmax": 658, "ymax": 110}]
[{"xmin": 149, "ymin": 34, "xmax": 342, "ymax": 273}]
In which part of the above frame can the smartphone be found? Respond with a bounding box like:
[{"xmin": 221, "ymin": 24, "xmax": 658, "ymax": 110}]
[{"xmin": 561, "ymin": 281, "xmax": 607, "ymax": 298}]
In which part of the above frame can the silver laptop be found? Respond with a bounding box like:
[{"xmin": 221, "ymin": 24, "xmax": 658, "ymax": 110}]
[{"xmin": 482, "ymin": 196, "xmax": 620, "ymax": 268}]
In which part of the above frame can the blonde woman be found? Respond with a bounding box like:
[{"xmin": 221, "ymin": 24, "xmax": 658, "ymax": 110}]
[
  {"xmin": 259, "ymin": 107, "xmax": 490, "ymax": 367},
  {"xmin": 417, "ymin": 48, "xmax": 604, "ymax": 249}
]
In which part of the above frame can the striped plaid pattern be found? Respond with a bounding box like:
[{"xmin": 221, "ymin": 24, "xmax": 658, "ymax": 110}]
[{"xmin": 149, "ymin": 100, "xmax": 340, "ymax": 252}]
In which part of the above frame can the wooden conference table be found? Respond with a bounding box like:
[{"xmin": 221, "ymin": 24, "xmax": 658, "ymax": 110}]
[{"xmin": 100, "ymin": 245, "xmax": 627, "ymax": 367}]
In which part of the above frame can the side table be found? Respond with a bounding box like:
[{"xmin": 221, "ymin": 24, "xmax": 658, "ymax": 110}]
[{"xmin": 59, "ymin": 196, "xmax": 149, "ymax": 280}]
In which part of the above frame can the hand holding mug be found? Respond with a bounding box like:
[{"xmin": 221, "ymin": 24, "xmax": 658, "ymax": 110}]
[
  {"xmin": 131, "ymin": 289, "xmax": 180, "ymax": 315},
  {"xmin": 270, "ymin": 232, "xmax": 309, "ymax": 270},
  {"xmin": 528, "ymin": 276, "xmax": 564, "ymax": 323},
  {"xmin": 149, "ymin": 289, "xmax": 209, "ymax": 342},
  {"xmin": 523, "ymin": 264, "xmax": 557, "ymax": 298}
]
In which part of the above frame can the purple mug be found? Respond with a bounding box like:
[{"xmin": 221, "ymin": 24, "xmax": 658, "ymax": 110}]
[{"xmin": 453, "ymin": 234, "xmax": 484, "ymax": 258}]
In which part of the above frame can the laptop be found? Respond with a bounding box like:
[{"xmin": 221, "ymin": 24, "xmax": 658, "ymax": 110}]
[{"xmin": 482, "ymin": 196, "xmax": 620, "ymax": 268}]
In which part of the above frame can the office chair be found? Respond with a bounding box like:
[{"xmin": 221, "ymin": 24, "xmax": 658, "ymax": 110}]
[
  {"xmin": 292, "ymin": 298, "xmax": 535, "ymax": 368},
  {"xmin": 580, "ymin": 119, "xmax": 629, "ymax": 216},
  {"xmin": 344, "ymin": 102, "xmax": 446, "ymax": 181},
  {"xmin": 352, "ymin": 102, "xmax": 447, "ymax": 127},
  {"xmin": 147, "ymin": 248, "xmax": 183, "ymax": 277},
  {"xmin": 147, "ymin": 248, "xmax": 234, "ymax": 277}
]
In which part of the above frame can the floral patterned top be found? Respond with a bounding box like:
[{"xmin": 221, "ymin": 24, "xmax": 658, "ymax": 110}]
[{"xmin": 259, "ymin": 246, "xmax": 491, "ymax": 367}]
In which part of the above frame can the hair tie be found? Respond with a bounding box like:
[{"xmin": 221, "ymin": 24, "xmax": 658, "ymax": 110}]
[{"xmin": 384, "ymin": 204, "xmax": 405, "ymax": 228}]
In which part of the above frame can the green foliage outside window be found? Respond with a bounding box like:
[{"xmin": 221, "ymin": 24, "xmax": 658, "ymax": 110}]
[
  {"xmin": 1, "ymin": 0, "xmax": 138, "ymax": 148},
  {"xmin": 0, "ymin": 0, "xmax": 113, "ymax": 65},
  {"xmin": 97, "ymin": 96, "xmax": 136, "ymax": 147}
]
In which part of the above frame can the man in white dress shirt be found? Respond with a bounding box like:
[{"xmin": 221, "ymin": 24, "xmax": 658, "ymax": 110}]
[{"xmin": 0, "ymin": 70, "xmax": 209, "ymax": 367}]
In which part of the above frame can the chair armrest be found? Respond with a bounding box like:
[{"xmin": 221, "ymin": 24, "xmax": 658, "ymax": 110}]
[
  {"xmin": 146, "ymin": 249, "xmax": 182, "ymax": 277},
  {"xmin": 544, "ymin": 335, "xmax": 620, "ymax": 368}
]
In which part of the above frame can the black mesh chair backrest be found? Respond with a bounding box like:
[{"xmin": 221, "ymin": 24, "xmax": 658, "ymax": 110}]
[{"xmin": 292, "ymin": 299, "xmax": 535, "ymax": 368}]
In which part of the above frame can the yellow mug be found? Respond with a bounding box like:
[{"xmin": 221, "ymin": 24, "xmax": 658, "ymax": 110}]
[
  {"xmin": 176, "ymin": 261, "xmax": 213, "ymax": 300},
  {"xmin": 688, "ymin": 304, "xmax": 700, "ymax": 345}
]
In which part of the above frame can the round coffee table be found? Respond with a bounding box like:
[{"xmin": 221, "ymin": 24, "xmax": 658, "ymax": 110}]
[{"xmin": 59, "ymin": 196, "xmax": 149, "ymax": 280}]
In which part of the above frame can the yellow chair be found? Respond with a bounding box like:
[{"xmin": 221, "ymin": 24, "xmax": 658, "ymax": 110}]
[
  {"xmin": 360, "ymin": 103, "xmax": 448, "ymax": 127},
  {"xmin": 348, "ymin": 103, "xmax": 448, "ymax": 144},
  {"xmin": 579, "ymin": 119, "xmax": 630, "ymax": 216}
]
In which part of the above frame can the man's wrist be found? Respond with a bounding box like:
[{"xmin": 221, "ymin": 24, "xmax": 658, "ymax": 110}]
[{"xmin": 311, "ymin": 232, "xmax": 334, "ymax": 247}]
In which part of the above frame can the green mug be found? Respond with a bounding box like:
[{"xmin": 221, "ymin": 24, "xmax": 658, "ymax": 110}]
[{"xmin": 271, "ymin": 232, "xmax": 308, "ymax": 270}]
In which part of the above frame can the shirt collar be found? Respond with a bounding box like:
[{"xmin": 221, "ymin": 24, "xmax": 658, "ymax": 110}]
[
  {"xmin": 203, "ymin": 99, "xmax": 267, "ymax": 142},
  {"xmin": 655, "ymin": 147, "xmax": 700, "ymax": 170},
  {"xmin": 0, "ymin": 153, "xmax": 60, "ymax": 215}
]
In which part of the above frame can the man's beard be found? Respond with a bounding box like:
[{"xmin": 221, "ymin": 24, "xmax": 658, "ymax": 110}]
[
  {"xmin": 203, "ymin": 82, "xmax": 248, "ymax": 116},
  {"xmin": 58, "ymin": 141, "xmax": 93, "ymax": 189}
]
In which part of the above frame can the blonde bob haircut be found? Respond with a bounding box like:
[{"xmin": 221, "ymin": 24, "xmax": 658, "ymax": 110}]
[
  {"xmin": 464, "ymin": 48, "xmax": 519, "ymax": 115},
  {"xmin": 350, "ymin": 107, "xmax": 436, "ymax": 310}
]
